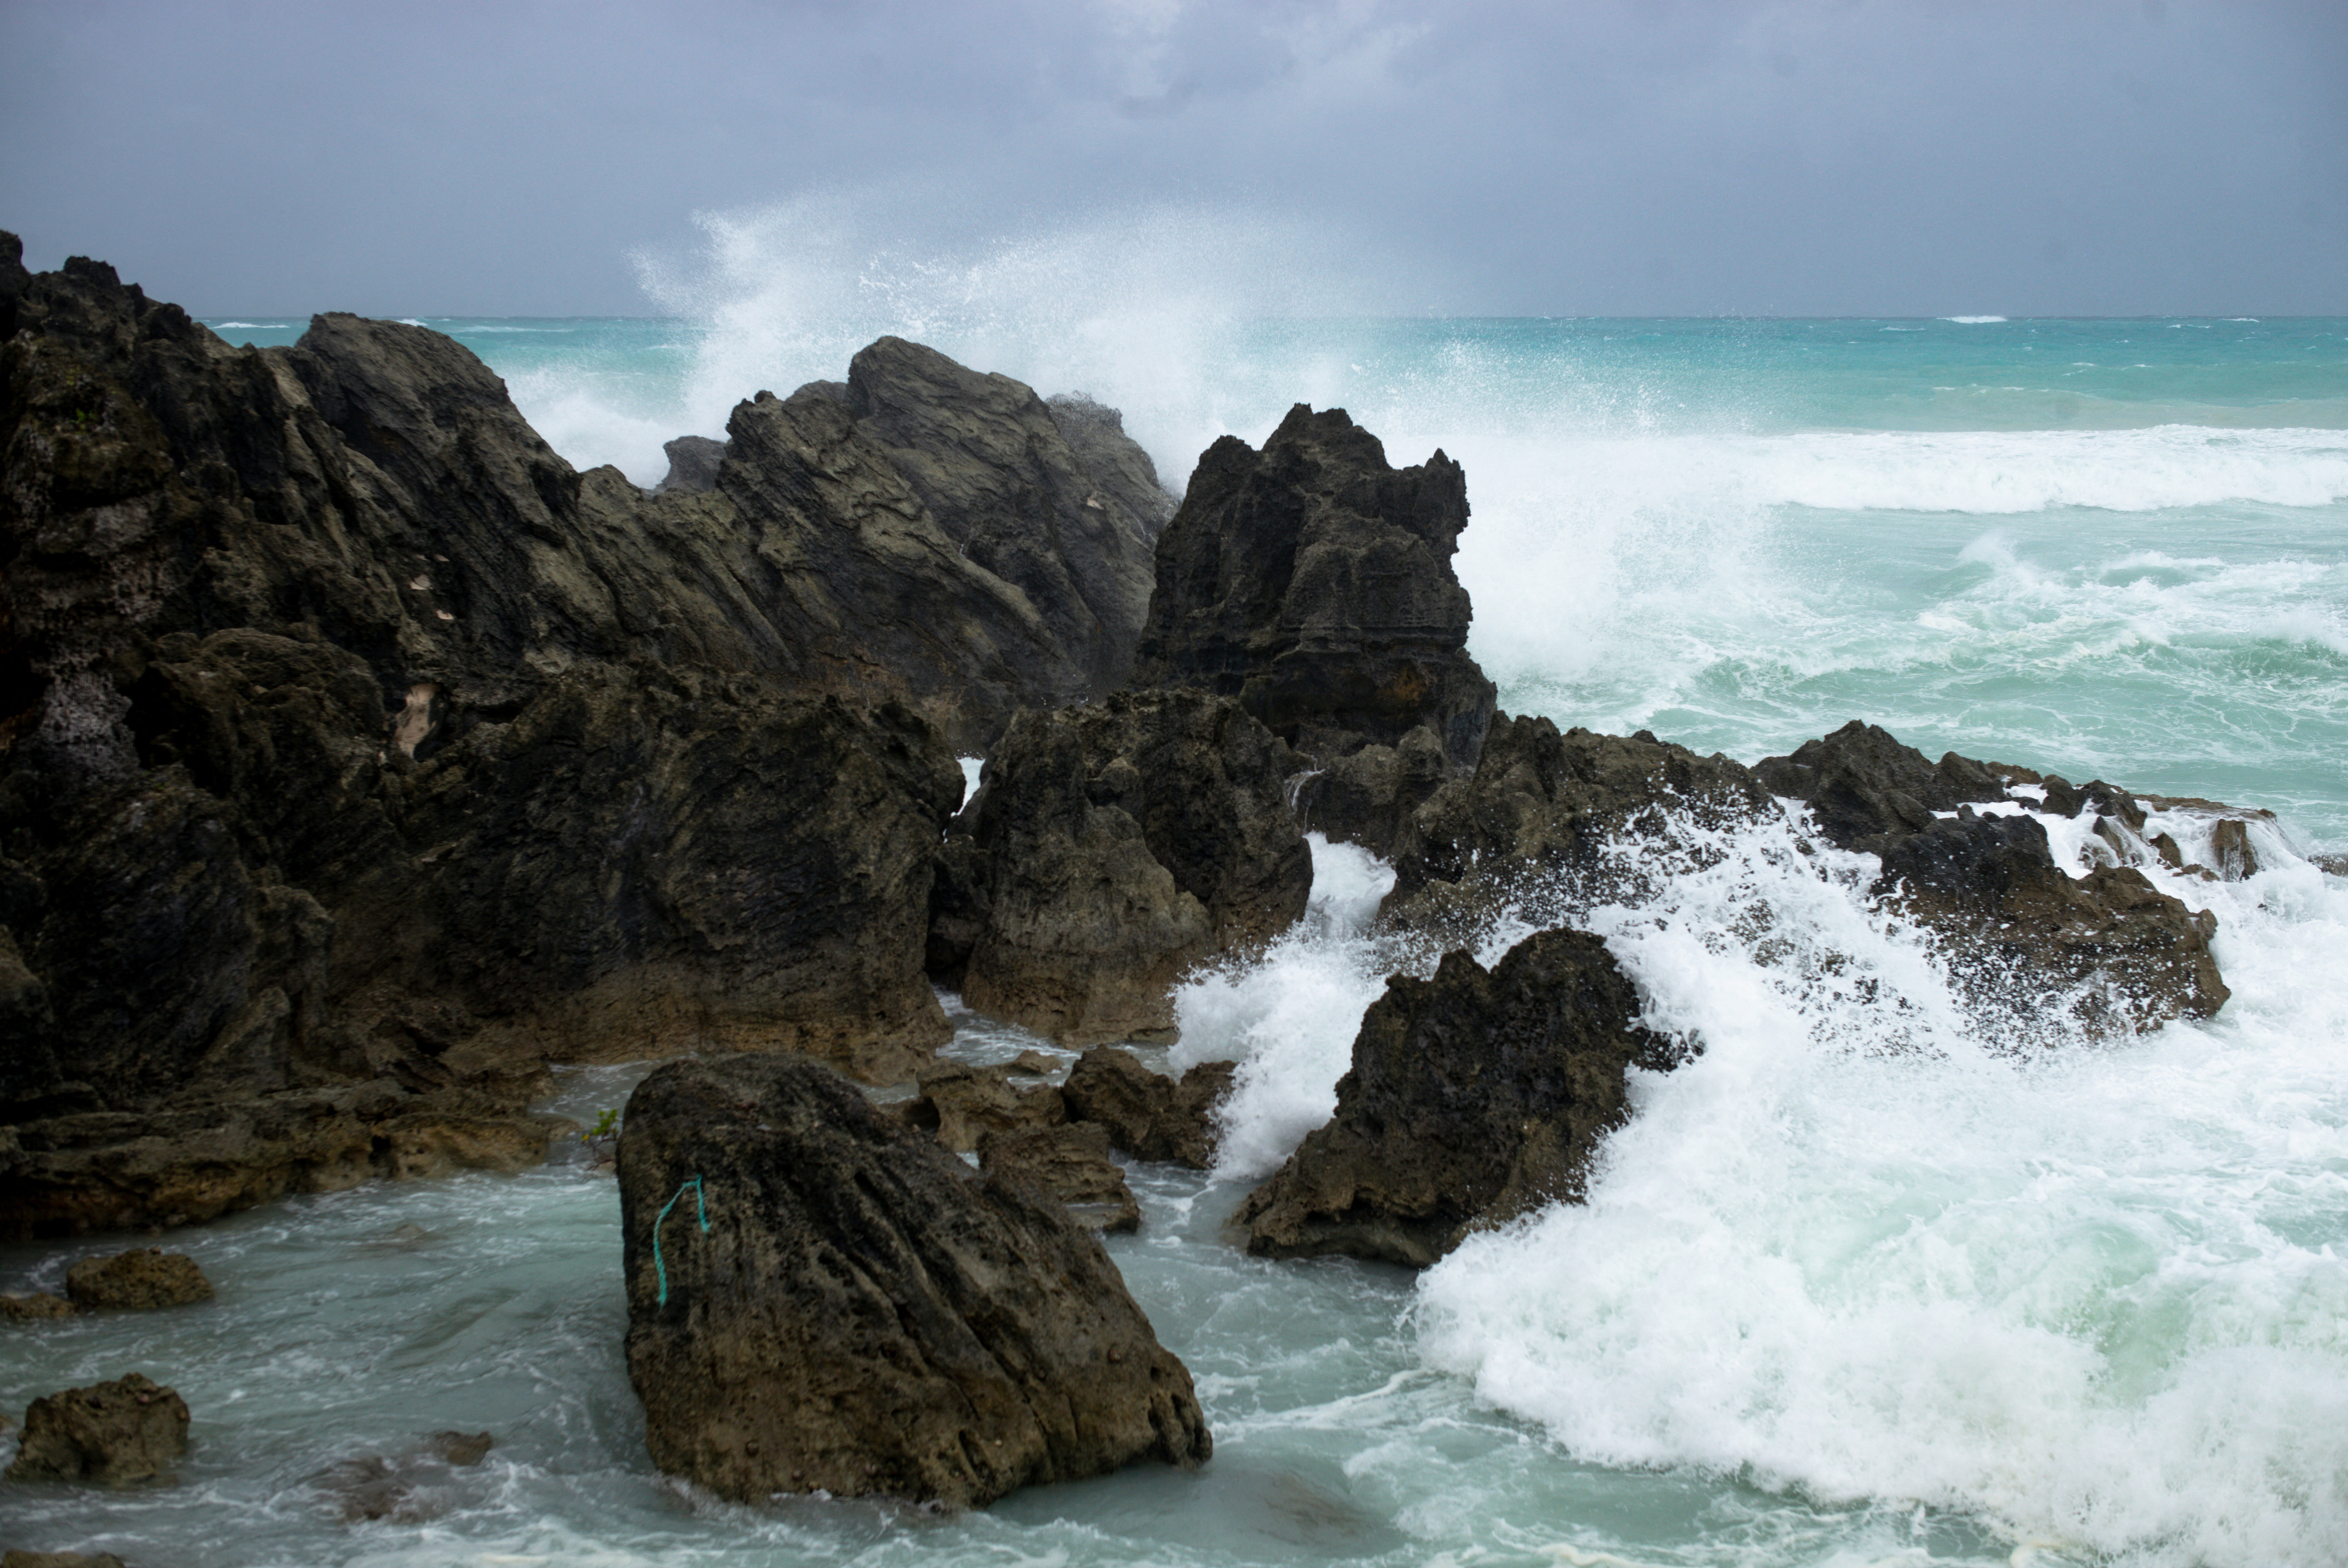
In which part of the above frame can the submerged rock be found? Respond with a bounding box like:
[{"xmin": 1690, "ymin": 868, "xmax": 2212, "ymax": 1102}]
[
  {"xmin": 2, "ymin": 1553, "xmax": 127, "ymax": 1568},
  {"xmin": 0, "ymin": 1291, "xmax": 72, "ymax": 1320},
  {"xmin": 1132, "ymin": 403, "xmax": 1497, "ymax": 851},
  {"xmin": 1239, "ymin": 929, "xmax": 1669, "ymax": 1267},
  {"xmin": 616, "ymin": 1053, "xmax": 1209, "ymax": 1508},
  {"xmin": 309, "ymin": 1429, "xmax": 494, "ymax": 1522},
  {"xmin": 959, "ymin": 688, "xmax": 1310, "ymax": 1045},
  {"xmin": 4, "ymin": 1372, "xmax": 189, "ymax": 1486},
  {"xmin": 64, "ymin": 1248, "xmax": 212, "ymax": 1311},
  {"xmin": 1060, "ymin": 1047, "xmax": 1233, "ymax": 1171}
]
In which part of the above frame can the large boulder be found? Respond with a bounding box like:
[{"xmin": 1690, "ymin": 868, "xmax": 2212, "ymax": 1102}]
[
  {"xmin": 4, "ymin": 1372, "xmax": 189, "ymax": 1485},
  {"xmin": 616, "ymin": 1053, "xmax": 1209, "ymax": 1508},
  {"xmin": 1238, "ymin": 928, "xmax": 1671, "ymax": 1267},
  {"xmin": 1131, "ymin": 404, "xmax": 1496, "ymax": 851},
  {"xmin": 958, "ymin": 688, "xmax": 1311, "ymax": 1045}
]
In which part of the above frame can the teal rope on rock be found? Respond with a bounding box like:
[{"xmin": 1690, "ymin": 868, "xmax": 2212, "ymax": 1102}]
[{"xmin": 653, "ymin": 1174, "xmax": 710, "ymax": 1307}]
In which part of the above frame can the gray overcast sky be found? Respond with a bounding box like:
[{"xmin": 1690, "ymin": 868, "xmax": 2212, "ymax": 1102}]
[{"xmin": 3, "ymin": 0, "xmax": 2344, "ymax": 317}]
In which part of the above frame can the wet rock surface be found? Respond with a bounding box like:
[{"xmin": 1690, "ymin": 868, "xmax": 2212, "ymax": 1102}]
[
  {"xmin": 616, "ymin": 1052, "xmax": 1209, "ymax": 1508},
  {"xmin": 958, "ymin": 688, "xmax": 1310, "ymax": 1044},
  {"xmin": 1238, "ymin": 929, "xmax": 1670, "ymax": 1268},
  {"xmin": 1061, "ymin": 1048, "xmax": 1233, "ymax": 1171},
  {"xmin": 308, "ymin": 1429, "xmax": 494, "ymax": 1522},
  {"xmin": 1131, "ymin": 403, "xmax": 1496, "ymax": 849},
  {"xmin": 5, "ymin": 1372, "xmax": 189, "ymax": 1486},
  {"xmin": 63, "ymin": 1248, "xmax": 211, "ymax": 1311},
  {"xmin": 0, "ymin": 1291, "xmax": 72, "ymax": 1320},
  {"xmin": 977, "ymin": 1122, "xmax": 1141, "ymax": 1233},
  {"xmin": 899, "ymin": 1059, "xmax": 1067, "ymax": 1154}
]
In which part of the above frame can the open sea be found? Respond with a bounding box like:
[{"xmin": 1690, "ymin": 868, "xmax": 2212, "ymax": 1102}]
[{"xmin": 4, "ymin": 301, "xmax": 2344, "ymax": 1568}]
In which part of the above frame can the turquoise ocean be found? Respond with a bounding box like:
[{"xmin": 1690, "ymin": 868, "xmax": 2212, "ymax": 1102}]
[{"xmin": 4, "ymin": 301, "xmax": 2344, "ymax": 1568}]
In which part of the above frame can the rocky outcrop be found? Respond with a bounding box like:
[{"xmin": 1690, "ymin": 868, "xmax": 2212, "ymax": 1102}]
[
  {"xmin": 4, "ymin": 1372, "xmax": 189, "ymax": 1485},
  {"xmin": 652, "ymin": 434, "xmax": 725, "ymax": 495},
  {"xmin": 957, "ymin": 688, "xmax": 1310, "ymax": 1044},
  {"xmin": 1758, "ymin": 723, "xmax": 2229, "ymax": 1029},
  {"xmin": 978, "ymin": 1123, "xmax": 1141, "ymax": 1234},
  {"xmin": 64, "ymin": 1248, "xmax": 211, "ymax": 1310},
  {"xmin": 616, "ymin": 1053, "xmax": 1209, "ymax": 1508},
  {"xmin": 1238, "ymin": 929, "xmax": 1670, "ymax": 1267},
  {"xmin": 1384, "ymin": 717, "xmax": 1773, "ymax": 929},
  {"xmin": 837, "ymin": 339, "xmax": 1172, "ymax": 694},
  {"xmin": 1060, "ymin": 1048, "xmax": 1232, "ymax": 1170},
  {"xmin": 1130, "ymin": 404, "xmax": 1496, "ymax": 851},
  {"xmin": 0, "ymin": 1291, "xmax": 72, "ymax": 1319},
  {"xmin": 5, "ymin": 242, "xmax": 1178, "ymax": 1232}
]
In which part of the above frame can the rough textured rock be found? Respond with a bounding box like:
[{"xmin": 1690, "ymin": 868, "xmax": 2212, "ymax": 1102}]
[
  {"xmin": 1060, "ymin": 1048, "xmax": 1232, "ymax": 1171},
  {"xmin": 978, "ymin": 1122, "xmax": 1141, "ymax": 1233},
  {"xmin": 0, "ymin": 1291, "xmax": 72, "ymax": 1319},
  {"xmin": 616, "ymin": 1053, "xmax": 1209, "ymax": 1508},
  {"xmin": 1130, "ymin": 404, "xmax": 1496, "ymax": 845},
  {"xmin": 64, "ymin": 1248, "xmax": 212, "ymax": 1310},
  {"xmin": 5, "ymin": 1372, "xmax": 189, "ymax": 1485},
  {"xmin": 1384, "ymin": 716, "xmax": 1772, "ymax": 928},
  {"xmin": 1759, "ymin": 723, "xmax": 2229, "ymax": 1029},
  {"xmin": 959, "ymin": 688, "xmax": 1310, "ymax": 1044},
  {"xmin": 309, "ymin": 1430, "xmax": 493, "ymax": 1522},
  {"xmin": 1238, "ymin": 929, "xmax": 1669, "ymax": 1267},
  {"xmin": 840, "ymin": 339, "xmax": 1171, "ymax": 694},
  {"xmin": 899, "ymin": 1059, "xmax": 1067, "ymax": 1154},
  {"xmin": 6, "ymin": 243, "xmax": 1164, "ymax": 1230},
  {"xmin": 0, "ymin": 1084, "xmax": 568, "ymax": 1241},
  {"xmin": 1880, "ymin": 808, "xmax": 2229, "ymax": 1029}
]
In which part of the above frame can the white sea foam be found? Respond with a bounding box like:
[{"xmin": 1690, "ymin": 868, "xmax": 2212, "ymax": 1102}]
[
  {"xmin": 1943, "ymin": 315, "xmax": 2009, "ymax": 324},
  {"xmin": 1409, "ymin": 808, "xmax": 2348, "ymax": 1568}
]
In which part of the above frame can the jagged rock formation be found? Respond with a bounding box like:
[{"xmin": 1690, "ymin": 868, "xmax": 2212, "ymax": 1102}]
[
  {"xmin": 1060, "ymin": 1047, "xmax": 1232, "ymax": 1171},
  {"xmin": 1758, "ymin": 722, "xmax": 2228, "ymax": 1029},
  {"xmin": 616, "ymin": 1053, "xmax": 1209, "ymax": 1508},
  {"xmin": 1130, "ymin": 404, "xmax": 1497, "ymax": 852},
  {"xmin": 651, "ymin": 434, "xmax": 724, "ymax": 495},
  {"xmin": 956, "ymin": 687, "xmax": 1311, "ymax": 1044},
  {"xmin": 0, "ymin": 241, "xmax": 1168, "ymax": 1234},
  {"xmin": 897, "ymin": 1058, "xmax": 1068, "ymax": 1153},
  {"xmin": 1383, "ymin": 717, "xmax": 1773, "ymax": 931},
  {"xmin": 1238, "ymin": 929, "xmax": 1670, "ymax": 1267},
  {"xmin": 4, "ymin": 1372, "xmax": 189, "ymax": 1485}
]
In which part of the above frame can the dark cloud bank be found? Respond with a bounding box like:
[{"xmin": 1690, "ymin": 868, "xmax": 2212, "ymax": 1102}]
[{"xmin": 3, "ymin": 0, "xmax": 2343, "ymax": 317}]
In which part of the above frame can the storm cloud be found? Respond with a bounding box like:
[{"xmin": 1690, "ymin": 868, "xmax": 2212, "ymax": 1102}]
[{"xmin": 3, "ymin": 0, "xmax": 2343, "ymax": 316}]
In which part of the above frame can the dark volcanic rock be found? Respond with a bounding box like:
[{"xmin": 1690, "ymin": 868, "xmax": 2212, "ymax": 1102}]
[
  {"xmin": 840, "ymin": 338, "xmax": 1170, "ymax": 694},
  {"xmin": 1384, "ymin": 716, "xmax": 1772, "ymax": 929},
  {"xmin": 64, "ymin": 1247, "xmax": 212, "ymax": 1310},
  {"xmin": 1060, "ymin": 1047, "xmax": 1233, "ymax": 1171},
  {"xmin": 1131, "ymin": 403, "xmax": 1496, "ymax": 846},
  {"xmin": 1880, "ymin": 808, "xmax": 2228, "ymax": 1029},
  {"xmin": 960, "ymin": 688, "xmax": 1311, "ymax": 1044},
  {"xmin": 978, "ymin": 1122, "xmax": 1141, "ymax": 1233},
  {"xmin": 616, "ymin": 1053, "xmax": 1209, "ymax": 1508},
  {"xmin": 5, "ymin": 1372, "xmax": 189, "ymax": 1485},
  {"xmin": 1760, "ymin": 723, "xmax": 2229, "ymax": 1030},
  {"xmin": 1754, "ymin": 720, "xmax": 2010, "ymax": 854},
  {"xmin": 4, "ymin": 242, "xmax": 1157, "ymax": 1230},
  {"xmin": 1238, "ymin": 929, "xmax": 1669, "ymax": 1268}
]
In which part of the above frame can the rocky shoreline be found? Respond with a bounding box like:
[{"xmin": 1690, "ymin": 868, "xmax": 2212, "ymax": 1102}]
[{"xmin": 0, "ymin": 231, "xmax": 2278, "ymax": 1515}]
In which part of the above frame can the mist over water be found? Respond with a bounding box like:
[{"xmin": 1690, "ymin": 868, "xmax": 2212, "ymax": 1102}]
[{"xmin": 124, "ymin": 218, "xmax": 2348, "ymax": 1566}]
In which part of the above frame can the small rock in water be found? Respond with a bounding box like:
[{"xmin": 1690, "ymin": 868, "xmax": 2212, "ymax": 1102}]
[
  {"xmin": 428, "ymin": 1429, "xmax": 493, "ymax": 1466},
  {"xmin": 1009, "ymin": 1049, "xmax": 1060, "ymax": 1076},
  {"xmin": 2210, "ymin": 818, "xmax": 2260, "ymax": 880},
  {"xmin": 978, "ymin": 1123, "xmax": 1141, "ymax": 1233},
  {"xmin": 1062, "ymin": 1048, "xmax": 1232, "ymax": 1170},
  {"xmin": 1, "ymin": 1552, "xmax": 129, "ymax": 1568},
  {"xmin": 4, "ymin": 1372, "xmax": 189, "ymax": 1486},
  {"xmin": 64, "ymin": 1249, "xmax": 213, "ymax": 1312},
  {"xmin": 0, "ymin": 1292, "xmax": 74, "ymax": 1320},
  {"xmin": 378, "ymin": 1222, "xmax": 435, "ymax": 1247}
]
